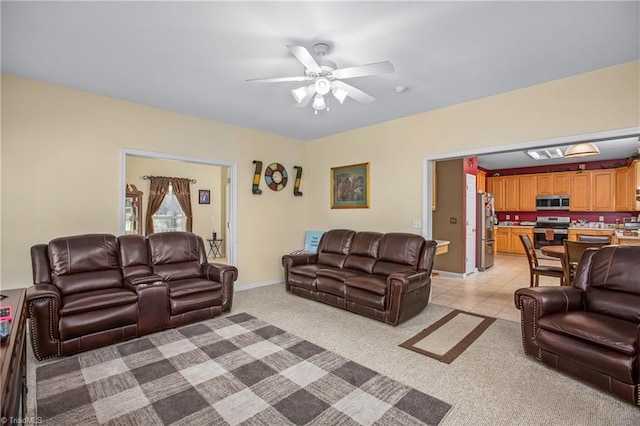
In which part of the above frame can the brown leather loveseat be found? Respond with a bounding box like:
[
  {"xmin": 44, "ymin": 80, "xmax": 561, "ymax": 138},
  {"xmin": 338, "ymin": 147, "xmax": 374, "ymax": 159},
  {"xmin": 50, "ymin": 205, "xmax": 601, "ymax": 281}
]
[
  {"xmin": 282, "ymin": 229, "xmax": 438, "ymax": 325},
  {"xmin": 28, "ymin": 232, "xmax": 237, "ymax": 361},
  {"xmin": 515, "ymin": 245, "xmax": 640, "ymax": 405}
]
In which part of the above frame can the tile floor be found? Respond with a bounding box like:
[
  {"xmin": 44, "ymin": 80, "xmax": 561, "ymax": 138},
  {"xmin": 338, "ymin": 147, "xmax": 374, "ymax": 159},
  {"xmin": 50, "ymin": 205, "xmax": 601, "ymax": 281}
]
[{"xmin": 430, "ymin": 253, "xmax": 564, "ymax": 322}]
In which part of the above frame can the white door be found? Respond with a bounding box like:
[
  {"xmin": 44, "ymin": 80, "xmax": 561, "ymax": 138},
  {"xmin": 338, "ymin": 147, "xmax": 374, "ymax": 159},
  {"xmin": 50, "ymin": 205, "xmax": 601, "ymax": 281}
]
[{"xmin": 465, "ymin": 174, "xmax": 477, "ymax": 274}]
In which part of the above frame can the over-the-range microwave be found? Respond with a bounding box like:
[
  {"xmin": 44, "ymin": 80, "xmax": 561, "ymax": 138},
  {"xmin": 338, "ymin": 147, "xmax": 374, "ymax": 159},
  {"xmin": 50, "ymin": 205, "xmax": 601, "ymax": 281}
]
[{"xmin": 536, "ymin": 195, "xmax": 570, "ymax": 211}]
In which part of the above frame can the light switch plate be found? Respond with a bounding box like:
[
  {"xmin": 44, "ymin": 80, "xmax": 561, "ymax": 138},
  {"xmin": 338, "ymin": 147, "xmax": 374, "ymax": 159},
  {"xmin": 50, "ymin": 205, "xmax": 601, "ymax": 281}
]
[
  {"xmin": 412, "ymin": 219, "xmax": 422, "ymax": 229},
  {"xmin": 599, "ymin": 216, "xmax": 604, "ymax": 222}
]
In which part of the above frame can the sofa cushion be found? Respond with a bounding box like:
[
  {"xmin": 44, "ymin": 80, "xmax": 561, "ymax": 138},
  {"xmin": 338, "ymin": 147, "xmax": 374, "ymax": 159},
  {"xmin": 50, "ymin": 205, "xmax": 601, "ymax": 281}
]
[
  {"xmin": 538, "ymin": 311, "xmax": 637, "ymax": 356},
  {"xmin": 49, "ymin": 234, "xmax": 122, "ymax": 295},
  {"xmin": 536, "ymin": 328, "xmax": 636, "ymax": 384},
  {"xmin": 344, "ymin": 232, "xmax": 382, "ymax": 273},
  {"xmin": 59, "ymin": 304, "xmax": 138, "ymax": 341},
  {"xmin": 168, "ymin": 278, "xmax": 223, "ymax": 298},
  {"xmin": 373, "ymin": 233, "xmax": 424, "ymax": 276},
  {"xmin": 317, "ymin": 268, "xmax": 363, "ymax": 297},
  {"xmin": 345, "ymin": 274, "xmax": 387, "ymax": 296},
  {"xmin": 119, "ymin": 234, "xmax": 153, "ymax": 279},
  {"xmin": 60, "ymin": 288, "xmax": 138, "ymax": 316},
  {"xmin": 585, "ymin": 288, "xmax": 640, "ymax": 323},
  {"xmin": 316, "ymin": 229, "xmax": 355, "ymax": 268},
  {"xmin": 154, "ymin": 261, "xmax": 202, "ymax": 281},
  {"xmin": 290, "ymin": 264, "xmax": 333, "ymax": 278},
  {"xmin": 345, "ymin": 286, "xmax": 385, "ymax": 310}
]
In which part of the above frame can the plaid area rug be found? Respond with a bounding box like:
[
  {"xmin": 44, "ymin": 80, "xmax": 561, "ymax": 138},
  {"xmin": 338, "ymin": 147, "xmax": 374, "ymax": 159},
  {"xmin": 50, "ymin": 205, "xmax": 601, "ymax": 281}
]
[{"xmin": 36, "ymin": 313, "xmax": 452, "ymax": 425}]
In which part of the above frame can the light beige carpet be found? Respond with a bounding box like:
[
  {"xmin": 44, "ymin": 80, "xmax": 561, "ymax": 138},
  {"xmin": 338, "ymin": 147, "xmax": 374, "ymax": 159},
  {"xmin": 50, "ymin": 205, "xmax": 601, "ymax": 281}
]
[{"xmin": 27, "ymin": 283, "xmax": 640, "ymax": 425}]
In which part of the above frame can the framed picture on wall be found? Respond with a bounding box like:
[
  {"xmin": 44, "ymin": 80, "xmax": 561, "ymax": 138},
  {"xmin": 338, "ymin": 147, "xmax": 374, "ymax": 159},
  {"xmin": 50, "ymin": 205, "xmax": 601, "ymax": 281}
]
[
  {"xmin": 198, "ymin": 189, "xmax": 210, "ymax": 204},
  {"xmin": 330, "ymin": 162, "xmax": 370, "ymax": 209}
]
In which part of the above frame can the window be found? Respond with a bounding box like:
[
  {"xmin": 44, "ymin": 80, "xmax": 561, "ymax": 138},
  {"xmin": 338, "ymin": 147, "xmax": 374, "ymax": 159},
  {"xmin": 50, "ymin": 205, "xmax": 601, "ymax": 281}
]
[{"xmin": 152, "ymin": 183, "xmax": 186, "ymax": 232}]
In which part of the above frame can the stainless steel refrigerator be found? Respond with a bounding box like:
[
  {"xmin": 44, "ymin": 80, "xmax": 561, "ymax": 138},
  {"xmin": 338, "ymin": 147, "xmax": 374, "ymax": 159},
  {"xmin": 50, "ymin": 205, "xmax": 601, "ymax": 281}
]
[{"xmin": 476, "ymin": 192, "xmax": 496, "ymax": 271}]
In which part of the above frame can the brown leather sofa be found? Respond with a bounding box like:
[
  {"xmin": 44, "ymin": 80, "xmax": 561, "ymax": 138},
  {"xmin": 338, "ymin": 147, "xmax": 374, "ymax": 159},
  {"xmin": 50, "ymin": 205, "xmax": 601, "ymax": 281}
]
[
  {"xmin": 515, "ymin": 245, "xmax": 640, "ymax": 405},
  {"xmin": 28, "ymin": 232, "xmax": 237, "ymax": 361},
  {"xmin": 282, "ymin": 229, "xmax": 437, "ymax": 325}
]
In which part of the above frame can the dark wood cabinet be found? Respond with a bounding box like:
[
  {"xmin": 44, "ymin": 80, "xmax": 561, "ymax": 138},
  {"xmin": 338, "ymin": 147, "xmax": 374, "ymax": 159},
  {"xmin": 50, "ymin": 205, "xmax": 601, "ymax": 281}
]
[
  {"xmin": 125, "ymin": 184, "xmax": 144, "ymax": 235},
  {"xmin": 1, "ymin": 288, "xmax": 27, "ymax": 421}
]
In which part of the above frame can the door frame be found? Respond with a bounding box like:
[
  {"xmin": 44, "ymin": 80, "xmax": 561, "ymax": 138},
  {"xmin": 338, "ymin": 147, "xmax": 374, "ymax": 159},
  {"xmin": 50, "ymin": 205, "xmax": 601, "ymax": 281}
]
[{"xmin": 120, "ymin": 149, "xmax": 238, "ymax": 266}]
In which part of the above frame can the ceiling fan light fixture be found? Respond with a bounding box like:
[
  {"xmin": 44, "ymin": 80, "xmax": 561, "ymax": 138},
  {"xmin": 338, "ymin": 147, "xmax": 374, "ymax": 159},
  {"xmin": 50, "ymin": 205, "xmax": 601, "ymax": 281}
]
[
  {"xmin": 564, "ymin": 142, "xmax": 600, "ymax": 158},
  {"xmin": 314, "ymin": 78, "xmax": 331, "ymax": 95},
  {"xmin": 291, "ymin": 86, "xmax": 308, "ymax": 103},
  {"xmin": 332, "ymin": 87, "xmax": 348, "ymax": 104},
  {"xmin": 312, "ymin": 94, "xmax": 326, "ymax": 111}
]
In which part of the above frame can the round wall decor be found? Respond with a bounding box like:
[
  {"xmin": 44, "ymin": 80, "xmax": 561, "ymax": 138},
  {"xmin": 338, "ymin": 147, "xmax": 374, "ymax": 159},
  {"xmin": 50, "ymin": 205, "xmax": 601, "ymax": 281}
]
[{"xmin": 265, "ymin": 162, "xmax": 288, "ymax": 191}]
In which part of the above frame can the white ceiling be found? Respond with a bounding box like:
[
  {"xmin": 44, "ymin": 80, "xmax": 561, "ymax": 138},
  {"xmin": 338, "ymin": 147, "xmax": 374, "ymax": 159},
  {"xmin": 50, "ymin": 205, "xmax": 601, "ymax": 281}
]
[{"xmin": 2, "ymin": 1, "xmax": 639, "ymax": 166}]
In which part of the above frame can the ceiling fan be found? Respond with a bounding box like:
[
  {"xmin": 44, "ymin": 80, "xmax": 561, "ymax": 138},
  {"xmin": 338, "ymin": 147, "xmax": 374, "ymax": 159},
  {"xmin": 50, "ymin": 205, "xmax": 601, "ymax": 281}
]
[{"xmin": 246, "ymin": 43, "xmax": 395, "ymax": 114}]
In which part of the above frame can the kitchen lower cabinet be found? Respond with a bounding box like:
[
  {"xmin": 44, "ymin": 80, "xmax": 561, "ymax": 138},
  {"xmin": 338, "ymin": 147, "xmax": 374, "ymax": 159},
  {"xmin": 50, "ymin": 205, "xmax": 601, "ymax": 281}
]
[
  {"xmin": 495, "ymin": 227, "xmax": 533, "ymax": 254},
  {"xmin": 496, "ymin": 227, "xmax": 509, "ymax": 253},
  {"xmin": 567, "ymin": 229, "xmax": 614, "ymax": 242}
]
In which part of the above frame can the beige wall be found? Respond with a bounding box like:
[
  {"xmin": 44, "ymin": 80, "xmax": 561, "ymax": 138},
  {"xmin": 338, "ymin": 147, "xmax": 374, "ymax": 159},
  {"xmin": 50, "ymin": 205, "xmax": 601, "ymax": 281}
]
[
  {"xmin": 1, "ymin": 74, "xmax": 307, "ymax": 289},
  {"xmin": 304, "ymin": 61, "xmax": 640, "ymax": 235},
  {"xmin": 125, "ymin": 157, "xmax": 225, "ymax": 250},
  {"xmin": 1, "ymin": 61, "xmax": 639, "ymax": 288}
]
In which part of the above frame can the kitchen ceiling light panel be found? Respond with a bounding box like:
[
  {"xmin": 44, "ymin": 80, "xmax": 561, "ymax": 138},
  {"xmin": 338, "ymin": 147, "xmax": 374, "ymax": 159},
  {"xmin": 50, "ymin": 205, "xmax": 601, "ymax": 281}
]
[{"xmin": 564, "ymin": 142, "xmax": 600, "ymax": 158}]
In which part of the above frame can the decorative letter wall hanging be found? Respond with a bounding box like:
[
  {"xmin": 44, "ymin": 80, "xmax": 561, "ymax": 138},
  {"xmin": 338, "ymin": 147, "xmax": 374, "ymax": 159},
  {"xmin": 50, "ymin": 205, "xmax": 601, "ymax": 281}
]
[
  {"xmin": 252, "ymin": 160, "xmax": 263, "ymax": 194},
  {"xmin": 293, "ymin": 166, "xmax": 303, "ymax": 196}
]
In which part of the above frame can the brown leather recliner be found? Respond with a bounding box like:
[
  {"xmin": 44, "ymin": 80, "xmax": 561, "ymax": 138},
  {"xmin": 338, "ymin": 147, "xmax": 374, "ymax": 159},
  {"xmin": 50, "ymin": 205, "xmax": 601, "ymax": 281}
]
[
  {"xmin": 28, "ymin": 232, "xmax": 238, "ymax": 361},
  {"xmin": 29, "ymin": 234, "xmax": 139, "ymax": 361},
  {"xmin": 282, "ymin": 229, "xmax": 437, "ymax": 325},
  {"xmin": 515, "ymin": 245, "xmax": 640, "ymax": 405}
]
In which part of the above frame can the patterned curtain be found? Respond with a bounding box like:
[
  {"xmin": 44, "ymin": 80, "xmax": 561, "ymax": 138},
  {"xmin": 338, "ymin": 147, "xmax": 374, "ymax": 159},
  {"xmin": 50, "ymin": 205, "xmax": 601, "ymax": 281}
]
[
  {"xmin": 172, "ymin": 178, "xmax": 193, "ymax": 232},
  {"xmin": 145, "ymin": 177, "xmax": 170, "ymax": 235}
]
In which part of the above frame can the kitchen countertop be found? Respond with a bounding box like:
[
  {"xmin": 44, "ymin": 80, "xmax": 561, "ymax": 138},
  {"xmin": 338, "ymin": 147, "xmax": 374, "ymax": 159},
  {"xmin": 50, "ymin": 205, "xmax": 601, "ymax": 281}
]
[
  {"xmin": 614, "ymin": 230, "xmax": 640, "ymax": 239},
  {"xmin": 495, "ymin": 224, "xmax": 534, "ymax": 228}
]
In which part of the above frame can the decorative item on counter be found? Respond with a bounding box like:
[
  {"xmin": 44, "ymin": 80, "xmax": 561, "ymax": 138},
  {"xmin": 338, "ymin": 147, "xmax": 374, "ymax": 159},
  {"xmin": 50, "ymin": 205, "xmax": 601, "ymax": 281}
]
[
  {"xmin": 252, "ymin": 160, "xmax": 263, "ymax": 194},
  {"xmin": 293, "ymin": 166, "xmax": 303, "ymax": 196}
]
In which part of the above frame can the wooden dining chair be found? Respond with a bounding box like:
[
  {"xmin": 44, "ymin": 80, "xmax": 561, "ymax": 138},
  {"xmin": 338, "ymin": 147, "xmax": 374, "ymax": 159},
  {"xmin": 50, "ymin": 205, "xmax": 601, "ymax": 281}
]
[
  {"xmin": 563, "ymin": 239, "xmax": 609, "ymax": 286},
  {"xmin": 520, "ymin": 234, "xmax": 565, "ymax": 287}
]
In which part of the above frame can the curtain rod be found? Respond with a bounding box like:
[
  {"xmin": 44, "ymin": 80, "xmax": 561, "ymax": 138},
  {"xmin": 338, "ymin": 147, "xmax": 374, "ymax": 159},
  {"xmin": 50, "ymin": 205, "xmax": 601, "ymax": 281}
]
[{"xmin": 142, "ymin": 175, "xmax": 196, "ymax": 184}]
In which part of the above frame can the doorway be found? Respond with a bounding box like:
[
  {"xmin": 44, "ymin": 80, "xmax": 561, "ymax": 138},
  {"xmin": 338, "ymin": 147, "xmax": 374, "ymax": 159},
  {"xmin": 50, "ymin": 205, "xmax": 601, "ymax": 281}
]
[{"xmin": 121, "ymin": 149, "xmax": 237, "ymax": 265}]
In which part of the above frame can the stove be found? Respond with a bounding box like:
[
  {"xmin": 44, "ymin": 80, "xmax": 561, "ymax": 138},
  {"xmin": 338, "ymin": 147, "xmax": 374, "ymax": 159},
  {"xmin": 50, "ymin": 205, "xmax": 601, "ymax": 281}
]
[{"xmin": 533, "ymin": 216, "xmax": 570, "ymax": 249}]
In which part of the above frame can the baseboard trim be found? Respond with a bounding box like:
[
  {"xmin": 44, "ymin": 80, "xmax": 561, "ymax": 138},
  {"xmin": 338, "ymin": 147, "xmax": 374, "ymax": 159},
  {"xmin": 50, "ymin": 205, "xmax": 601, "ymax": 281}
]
[
  {"xmin": 235, "ymin": 279, "xmax": 282, "ymax": 292},
  {"xmin": 432, "ymin": 270, "xmax": 468, "ymax": 279}
]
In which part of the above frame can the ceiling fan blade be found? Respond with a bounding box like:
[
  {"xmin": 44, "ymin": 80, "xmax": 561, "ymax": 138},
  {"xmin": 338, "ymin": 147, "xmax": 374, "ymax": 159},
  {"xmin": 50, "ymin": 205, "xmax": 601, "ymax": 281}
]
[
  {"xmin": 331, "ymin": 80, "xmax": 375, "ymax": 104},
  {"xmin": 287, "ymin": 45, "xmax": 322, "ymax": 73},
  {"xmin": 295, "ymin": 86, "xmax": 317, "ymax": 108},
  {"xmin": 332, "ymin": 61, "xmax": 395, "ymax": 79},
  {"xmin": 245, "ymin": 76, "xmax": 311, "ymax": 83}
]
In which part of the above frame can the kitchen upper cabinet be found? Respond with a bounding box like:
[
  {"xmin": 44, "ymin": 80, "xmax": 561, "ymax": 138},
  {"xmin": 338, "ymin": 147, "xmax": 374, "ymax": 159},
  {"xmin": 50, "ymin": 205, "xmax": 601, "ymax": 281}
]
[
  {"xmin": 518, "ymin": 175, "xmax": 537, "ymax": 211},
  {"xmin": 553, "ymin": 172, "xmax": 570, "ymax": 194},
  {"xmin": 504, "ymin": 176, "xmax": 519, "ymax": 211},
  {"xmin": 537, "ymin": 174, "xmax": 553, "ymax": 195},
  {"xmin": 569, "ymin": 172, "xmax": 591, "ymax": 211},
  {"xmin": 570, "ymin": 170, "xmax": 616, "ymax": 211},
  {"xmin": 592, "ymin": 170, "xmax": 616, "ymax": 211},
  {"xmin": 488, "ymin": 176, "xmax": 506, "ymax": 211},
  {"xmin": 537, "ymin": 172, "xmax": 569, "ymax": 196},
  {"xmin": 477, "ymin": 170, "xmax": 487, "ymax": 193},
  {"xmin": 615, "ymin": 162, "xmax": 640, "ymax": 211}
]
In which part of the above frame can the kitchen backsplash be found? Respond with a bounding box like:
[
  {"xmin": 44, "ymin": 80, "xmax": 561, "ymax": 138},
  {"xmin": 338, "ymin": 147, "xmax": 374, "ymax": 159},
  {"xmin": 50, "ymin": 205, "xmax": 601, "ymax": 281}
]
[{"xmin": 496, "ymin": 212, "xmax": 636, "ymax": 224}]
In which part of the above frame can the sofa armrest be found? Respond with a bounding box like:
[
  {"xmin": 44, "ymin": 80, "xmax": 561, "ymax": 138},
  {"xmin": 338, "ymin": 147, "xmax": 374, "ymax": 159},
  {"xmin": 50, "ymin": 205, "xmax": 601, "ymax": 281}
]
[
  {"xmin": 202, "ymin": 263, "xmax": 238, "ymax": 312},
  {"xmin": 514, "ymin": 286, "xmax": 584, "ymax": 360},
  {"xmin": 281, "ymin": 253, "xmax": 318, "ymax": 268},
  {"xmin": 26, "ymin": 284, "xmax": 62, "ymax": 361},
  {"xmin": 124, "ymin": 274, "xmax": 164, "ymax": 290},
  {"xmin": 387, "ymin": 270, "xmax": 429, "ymax": 294}
]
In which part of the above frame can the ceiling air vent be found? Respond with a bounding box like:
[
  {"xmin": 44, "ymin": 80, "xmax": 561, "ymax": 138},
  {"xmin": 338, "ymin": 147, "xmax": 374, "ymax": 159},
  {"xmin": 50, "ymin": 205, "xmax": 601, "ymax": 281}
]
[{"xmin": 525, "ymin": 148, "xmax": 564, "ymax": 160}]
